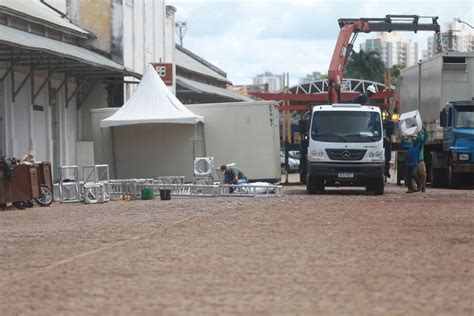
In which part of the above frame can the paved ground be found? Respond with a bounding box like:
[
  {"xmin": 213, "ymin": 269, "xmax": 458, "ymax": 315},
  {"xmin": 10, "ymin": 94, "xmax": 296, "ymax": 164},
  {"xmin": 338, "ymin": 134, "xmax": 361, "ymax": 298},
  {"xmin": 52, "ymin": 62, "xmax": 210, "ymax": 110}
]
[{"xmin": 1, "ymin": 184, "xmax": 473, "ymax": 315}]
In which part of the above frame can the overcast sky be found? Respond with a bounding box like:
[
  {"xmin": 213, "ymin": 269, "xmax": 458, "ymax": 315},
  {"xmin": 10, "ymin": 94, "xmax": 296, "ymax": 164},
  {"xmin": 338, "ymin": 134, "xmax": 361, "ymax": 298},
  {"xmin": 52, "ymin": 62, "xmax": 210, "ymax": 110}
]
[{"xmin": 167, "ymin": 0, "xmax": 473, "ymax": 85}]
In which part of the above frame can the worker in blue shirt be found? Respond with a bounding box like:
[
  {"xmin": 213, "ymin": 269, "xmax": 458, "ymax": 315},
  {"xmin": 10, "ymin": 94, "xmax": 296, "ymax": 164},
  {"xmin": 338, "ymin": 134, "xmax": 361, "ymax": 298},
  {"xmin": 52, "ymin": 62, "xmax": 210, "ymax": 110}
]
[{"xmin": 402, "ymin": 128, "xmax": 428, "ymax": 193}]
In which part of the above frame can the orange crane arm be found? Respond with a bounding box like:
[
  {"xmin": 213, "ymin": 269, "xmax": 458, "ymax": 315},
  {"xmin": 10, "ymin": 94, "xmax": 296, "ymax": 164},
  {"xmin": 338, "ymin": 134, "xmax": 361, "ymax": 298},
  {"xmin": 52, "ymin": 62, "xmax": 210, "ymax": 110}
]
[
  {"xmin": 327, "ymin": 21, "xmax": 369, "ymax": 104},
  {"xmin": 326, "ymin": 15, "xmax": 441, "ymax": 104}
]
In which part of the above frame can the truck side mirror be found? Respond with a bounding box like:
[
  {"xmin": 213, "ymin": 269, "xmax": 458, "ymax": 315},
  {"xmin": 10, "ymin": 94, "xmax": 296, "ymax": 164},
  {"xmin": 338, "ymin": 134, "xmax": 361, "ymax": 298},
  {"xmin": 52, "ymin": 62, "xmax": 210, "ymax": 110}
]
[
  {"xmin": 298, "ymin": 118, "xmax": 309, "ymax": 134},
  {"xmin": 439, "ymin": 110, "xmax": 447, "ymax": 127},
  {"xmin": 299, "ymin": 111, "xmax": 312, "ymax": 135}
]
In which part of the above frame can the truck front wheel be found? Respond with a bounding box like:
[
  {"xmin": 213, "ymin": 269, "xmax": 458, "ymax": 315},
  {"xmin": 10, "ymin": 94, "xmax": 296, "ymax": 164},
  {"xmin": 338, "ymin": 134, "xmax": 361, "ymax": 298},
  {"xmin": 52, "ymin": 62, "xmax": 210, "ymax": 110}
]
[
  {"xmin": 366, "ymin": 176, "xmax": 384, "ymax": 195},
  {"xmin": 300, "ymin": 170, "xmax": 307, "ymax": 184},
  {"xmin": 307, "ymin": 176, "xmax": 324, "ymax": 194}
]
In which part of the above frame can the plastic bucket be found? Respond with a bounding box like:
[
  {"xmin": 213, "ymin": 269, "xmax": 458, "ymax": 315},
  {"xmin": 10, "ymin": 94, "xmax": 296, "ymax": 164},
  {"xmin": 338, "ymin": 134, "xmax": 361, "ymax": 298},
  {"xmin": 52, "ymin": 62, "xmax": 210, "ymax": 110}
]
[
  {"xmin": 141, "ymin": 188, "xmax": 154, "ymax": 200},
  {"xmin": 160, "ymin": 189, "xmax": 171, "ymax": 200}
]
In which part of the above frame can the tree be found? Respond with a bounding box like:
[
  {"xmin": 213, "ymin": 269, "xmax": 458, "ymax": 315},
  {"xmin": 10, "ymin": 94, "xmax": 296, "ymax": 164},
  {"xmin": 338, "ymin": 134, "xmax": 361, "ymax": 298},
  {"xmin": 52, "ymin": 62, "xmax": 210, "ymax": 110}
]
[
  {"xmin": 344, "ymin": 49, "xmax": 385, "ymax": 83},
  {"xmin": 316, "ymin": 74, "xmax": 328, "ymax": 80},
  {"xmin": 390, "ymin": 64, "xmax": 406, "ymax": 85}
]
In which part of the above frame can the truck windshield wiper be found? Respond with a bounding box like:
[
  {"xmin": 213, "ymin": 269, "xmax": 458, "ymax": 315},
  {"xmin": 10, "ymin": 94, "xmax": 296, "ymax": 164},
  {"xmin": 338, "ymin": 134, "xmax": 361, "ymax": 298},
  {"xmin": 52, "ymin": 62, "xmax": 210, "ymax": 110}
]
[
  {"xmin": 366, "ymin": 135, "xmax": 380, "ymax": 141},
  {"xmin": 314, "ymin": 133, "xmax": 348, "ymax": 142},
  {"xmin": 343, "ymin": 133, "xmax": 380, "ymax": 141}
]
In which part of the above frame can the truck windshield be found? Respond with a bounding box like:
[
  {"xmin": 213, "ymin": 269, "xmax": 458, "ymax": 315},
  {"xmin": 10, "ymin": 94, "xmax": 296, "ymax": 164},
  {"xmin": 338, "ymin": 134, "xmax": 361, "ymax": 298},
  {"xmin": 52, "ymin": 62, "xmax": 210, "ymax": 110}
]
[
  {"xmin": 455, "ymin": 107, "xmax": 474, "ymax": 128},
  {"xmin": 311, "ymin": 111, "xmax": 382, "ymax": 143}
]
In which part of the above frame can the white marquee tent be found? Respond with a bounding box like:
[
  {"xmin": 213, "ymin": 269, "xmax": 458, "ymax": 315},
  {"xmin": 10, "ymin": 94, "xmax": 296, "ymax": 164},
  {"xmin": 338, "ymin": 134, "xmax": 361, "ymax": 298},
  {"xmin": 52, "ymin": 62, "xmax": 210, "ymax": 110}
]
[
  {"xmin": 100, "ymin": 64, "xmax": 203, "ymax": 127},
  {"xmin": 99, "ymin": 64, "xmax": 205, "ymax": 180}
]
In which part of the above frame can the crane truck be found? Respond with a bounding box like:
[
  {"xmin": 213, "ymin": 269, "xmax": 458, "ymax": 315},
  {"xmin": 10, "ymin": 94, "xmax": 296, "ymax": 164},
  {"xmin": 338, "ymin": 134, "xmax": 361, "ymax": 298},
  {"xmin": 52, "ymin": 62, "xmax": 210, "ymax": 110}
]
[
  {"xmin": 399, "ymin": 53, "xmax": 474, "ymax": 188},
  {"xmin": 300, "ymin": 15, "xmax": 441, "ymax": 194}
]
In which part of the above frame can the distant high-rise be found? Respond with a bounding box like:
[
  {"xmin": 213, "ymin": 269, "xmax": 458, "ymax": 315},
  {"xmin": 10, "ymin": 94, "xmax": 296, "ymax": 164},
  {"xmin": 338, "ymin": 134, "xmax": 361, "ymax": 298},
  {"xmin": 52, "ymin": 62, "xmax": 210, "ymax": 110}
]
[
  {"xmin": 298, "ymin": 71, "xmax": 323, "ymax": 85},
  {"xmin": 359, "ymin": 32, "xmax": 418, "ymax": 67},
  {"xmin": 425, "ymin": 19, "xmax": 474, "ymax": 58},
  {"xmin": 253, "ymin": 72, "xmax": 283, "ymax": 92}
]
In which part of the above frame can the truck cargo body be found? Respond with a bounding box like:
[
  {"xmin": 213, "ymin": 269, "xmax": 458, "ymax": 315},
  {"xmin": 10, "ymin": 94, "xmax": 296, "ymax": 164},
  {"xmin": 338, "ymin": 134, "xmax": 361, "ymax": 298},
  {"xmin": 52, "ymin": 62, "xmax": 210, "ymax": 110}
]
[
  {"xmin": 399, "ymin": 53, "xmax": 474, "ymax": 188},
  {"xmin": 91, "ymin": 101, "xmax": 281, "ymax": 182}
]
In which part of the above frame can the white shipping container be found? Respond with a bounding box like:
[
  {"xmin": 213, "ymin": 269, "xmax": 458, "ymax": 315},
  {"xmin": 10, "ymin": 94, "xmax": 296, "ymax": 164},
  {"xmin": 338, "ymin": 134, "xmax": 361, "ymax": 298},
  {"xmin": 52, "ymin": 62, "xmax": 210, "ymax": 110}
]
[{"xmin": 400, "ymin": 52, "xmax": 474, "ymax": 142}]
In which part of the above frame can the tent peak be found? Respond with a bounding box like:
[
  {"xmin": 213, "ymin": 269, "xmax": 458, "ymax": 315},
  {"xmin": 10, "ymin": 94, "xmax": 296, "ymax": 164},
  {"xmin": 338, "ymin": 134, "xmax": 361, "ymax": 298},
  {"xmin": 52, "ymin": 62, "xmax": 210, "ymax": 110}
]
[{"xmin": 100, "ymin": 64, "xmax": 204, "ymax": 128}]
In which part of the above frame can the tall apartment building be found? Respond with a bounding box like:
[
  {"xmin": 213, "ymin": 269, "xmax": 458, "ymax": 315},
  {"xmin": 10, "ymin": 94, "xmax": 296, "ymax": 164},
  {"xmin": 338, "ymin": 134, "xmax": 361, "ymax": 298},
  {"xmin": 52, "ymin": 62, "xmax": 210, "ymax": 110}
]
[
  {"xmin": 253, "ymin": 72, "xmax": 283, "ymax": 92},
  {"xmin": 298, "ymin": 71, "xmax": 323, "ymax": 85},
  {"xmin": 359, "ymin": 32, "xmax": 418, "ymax": 67},
  {"xmin": 425, "ymin": 19, "xmax": 474, "ymax": 58}
]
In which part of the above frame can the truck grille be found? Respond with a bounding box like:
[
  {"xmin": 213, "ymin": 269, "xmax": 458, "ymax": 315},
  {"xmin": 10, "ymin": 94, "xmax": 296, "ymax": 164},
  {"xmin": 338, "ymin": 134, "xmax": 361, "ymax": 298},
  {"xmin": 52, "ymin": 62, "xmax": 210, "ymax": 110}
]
[{"xmin": 325, "ymin": 149, "xmax": 367, "ymax": 161}]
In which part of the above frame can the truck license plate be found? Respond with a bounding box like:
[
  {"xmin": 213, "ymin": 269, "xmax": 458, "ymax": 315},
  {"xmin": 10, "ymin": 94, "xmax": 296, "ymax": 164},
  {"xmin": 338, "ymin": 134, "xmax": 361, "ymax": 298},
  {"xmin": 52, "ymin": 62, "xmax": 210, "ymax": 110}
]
[{"xmin": 338, "ymin": 172, "xmax": 354, "ymax": 178}]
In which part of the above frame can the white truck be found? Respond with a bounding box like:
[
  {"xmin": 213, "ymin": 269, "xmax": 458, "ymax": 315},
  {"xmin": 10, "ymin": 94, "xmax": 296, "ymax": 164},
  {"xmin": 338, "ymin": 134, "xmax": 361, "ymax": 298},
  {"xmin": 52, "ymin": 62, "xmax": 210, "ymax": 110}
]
[{"xmin": 304, "ymin": 104, "xmax": 385, "ymax": 194}]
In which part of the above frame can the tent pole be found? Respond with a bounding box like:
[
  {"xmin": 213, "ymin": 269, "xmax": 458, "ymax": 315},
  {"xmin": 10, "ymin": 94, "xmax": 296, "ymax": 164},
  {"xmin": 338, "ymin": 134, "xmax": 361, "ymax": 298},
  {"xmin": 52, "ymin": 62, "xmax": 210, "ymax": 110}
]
[
  {"xmin": 201, "ymin": 122, "xmax": 207, "ymax": 157},
  {"xmin": 192, "ymin": 123, "xmax": 197, "ymax": 160},
  {"xmin": 191, "ymin": 122, "xmax": 206, "ymax": 159},
  {"xmin": 110, "ymin": 127, "xmax": 118, "ymax": 179}
]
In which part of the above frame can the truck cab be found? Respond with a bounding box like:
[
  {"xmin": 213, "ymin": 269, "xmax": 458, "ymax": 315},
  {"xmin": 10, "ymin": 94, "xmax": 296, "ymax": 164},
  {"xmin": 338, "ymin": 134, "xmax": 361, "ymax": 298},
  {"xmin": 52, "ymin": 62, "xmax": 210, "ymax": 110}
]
[
  {"xmin": 437, "ymin": 100, "xmax": 474, "ymax": 187},
  {"xmin": 306, "ymin": 104, "xmax": 385, "ymax": 194}
]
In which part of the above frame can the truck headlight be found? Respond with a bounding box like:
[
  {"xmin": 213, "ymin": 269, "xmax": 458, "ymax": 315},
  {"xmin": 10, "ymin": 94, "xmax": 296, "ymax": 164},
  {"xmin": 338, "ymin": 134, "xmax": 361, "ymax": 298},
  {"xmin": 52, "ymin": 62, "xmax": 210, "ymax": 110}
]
[
  {"xmin": 367, "ymin": 150, "xmax": 383, "ymax": 158},
  {"xmin": 374, "ymin": 150, "xmax": 383, "ymax": 158},
  {"xmin": 309, "ymin": 150, "xmax": 325, "ymax": 160}
]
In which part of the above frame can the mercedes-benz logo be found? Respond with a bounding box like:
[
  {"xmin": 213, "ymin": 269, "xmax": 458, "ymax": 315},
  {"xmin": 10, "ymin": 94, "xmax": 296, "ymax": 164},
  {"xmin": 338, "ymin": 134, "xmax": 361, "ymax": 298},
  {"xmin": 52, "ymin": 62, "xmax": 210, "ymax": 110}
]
[{"xmin": 342, "ymin": 151, "xmax": 351, "ymax": 159}]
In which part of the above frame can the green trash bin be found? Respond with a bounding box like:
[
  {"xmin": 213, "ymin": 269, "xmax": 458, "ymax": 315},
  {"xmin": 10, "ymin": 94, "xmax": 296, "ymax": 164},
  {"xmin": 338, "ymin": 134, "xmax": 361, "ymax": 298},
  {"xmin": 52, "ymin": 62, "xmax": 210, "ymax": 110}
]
[{"xmin": 141, "ymin": 188, "xmax": 154, "ymax": 200}]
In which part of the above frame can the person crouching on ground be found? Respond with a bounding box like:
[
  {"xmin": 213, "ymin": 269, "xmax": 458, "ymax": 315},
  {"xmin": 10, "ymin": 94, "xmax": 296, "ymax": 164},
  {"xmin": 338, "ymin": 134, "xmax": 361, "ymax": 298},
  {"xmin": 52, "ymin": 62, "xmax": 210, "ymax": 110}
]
[
  {"xmin": 220, "ymin": 165, "xmax": 248, "ymax": 185},
  {"xmin": 402, "ymin": 129, "xmax": 427, "ymax": 193}
]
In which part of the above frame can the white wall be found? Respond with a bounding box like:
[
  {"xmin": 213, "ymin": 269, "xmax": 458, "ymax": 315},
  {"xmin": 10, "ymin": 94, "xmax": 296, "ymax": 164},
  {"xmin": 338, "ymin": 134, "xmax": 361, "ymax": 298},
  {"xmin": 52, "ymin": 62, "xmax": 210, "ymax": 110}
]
[
  {"xmin": 122, "ymin": 0, "xmax": 175, "ymax": 99},
  {"xmin": 123, "ymin": 0, "xmax": 170, "ymax": 74},
  {"xmin": 0, "ymin": 68, "xmax": 77, "ymax": 178},
  {"xmin": 31, "ymin": 79, "xmax": 49, "ymax": 162},
  {"xmin": 77, "ymin": 82, "xmax": 108, "ymax": 141},
  {"xmin": 0, "ymin": 81, "xmax": 5, "ymax": 156},
  {"xmin": 112, "ymin": 123, "xmax": 204, "ymax": 180},
  {"xmin": 91, "ymin": 108, "xmax": 117, "ymax": 178},
  {"xmin": 189, "ymin": 102, "xmax": 281, "ymax": 181}
]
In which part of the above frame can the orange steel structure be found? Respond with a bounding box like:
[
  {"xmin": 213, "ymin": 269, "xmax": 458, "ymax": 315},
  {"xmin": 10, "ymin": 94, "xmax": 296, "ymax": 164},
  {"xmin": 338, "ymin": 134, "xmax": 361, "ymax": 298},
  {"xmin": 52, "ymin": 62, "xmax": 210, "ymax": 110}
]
[{"xmin": 251, "ymin": 15, "xmax": 442, "ymax": 110}]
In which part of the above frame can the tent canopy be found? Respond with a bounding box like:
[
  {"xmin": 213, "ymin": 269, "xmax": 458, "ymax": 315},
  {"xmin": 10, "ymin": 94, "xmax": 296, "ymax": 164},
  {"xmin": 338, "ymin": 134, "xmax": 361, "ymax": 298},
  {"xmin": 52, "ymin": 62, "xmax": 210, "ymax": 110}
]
[{"xmin": 100, "ymin": 64, "xmax": 204, "ymax": 128}]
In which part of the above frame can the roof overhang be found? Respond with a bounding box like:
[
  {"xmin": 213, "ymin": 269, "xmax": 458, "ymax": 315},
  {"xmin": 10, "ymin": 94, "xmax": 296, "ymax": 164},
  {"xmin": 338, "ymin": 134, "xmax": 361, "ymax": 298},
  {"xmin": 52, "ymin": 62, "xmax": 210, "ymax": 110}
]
[
  {"xmin": 176, "ymin": 76, "xmax": 252, "ymax": 102},
  {"xmin": 175, "ymin": 46, "xmax": 231, "ymax": 84},
  {"xmin": 0, "ymin": 24, "xmax": 140, "ymax": 79},
  {"xmin": 0, "ymin": 0, "xmax": 90, "ymax": 39}
]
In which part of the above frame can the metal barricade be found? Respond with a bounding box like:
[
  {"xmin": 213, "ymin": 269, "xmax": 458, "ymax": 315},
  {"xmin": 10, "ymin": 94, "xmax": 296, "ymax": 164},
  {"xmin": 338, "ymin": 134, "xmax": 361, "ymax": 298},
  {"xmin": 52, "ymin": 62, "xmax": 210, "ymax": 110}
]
[
  {"xmin": 82, "ymin": 164, "xmax": 110, "ymax": 194},
  {"xmin": 59, "ymin": 174, "xmax": 283, "ymax": 201},
  {"xmin": 58, "ymin": 166, "xmax": 81, "ymax": 203}
]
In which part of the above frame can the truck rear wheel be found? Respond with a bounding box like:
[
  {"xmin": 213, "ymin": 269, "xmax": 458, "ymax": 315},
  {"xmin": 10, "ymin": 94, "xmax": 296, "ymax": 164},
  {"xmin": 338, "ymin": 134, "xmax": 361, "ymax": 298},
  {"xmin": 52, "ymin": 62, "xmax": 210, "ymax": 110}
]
[
  {"xmin": 430, "ymin": 152, "xmax": 447, "ymax": 188},
  {"xmin": 366, "ymin": 176, "xmax": 384, "ymax": 195},
  {"xmin": 430, "ymin": 166, "xmax": 443, "ymax": 188},
  {"xmin": 448, "ymin": 161, "xmax": 459, "ymax": 189},
  {"xmin": 307, "ymin": 176, "xmax": 324, "ymax": 194}
]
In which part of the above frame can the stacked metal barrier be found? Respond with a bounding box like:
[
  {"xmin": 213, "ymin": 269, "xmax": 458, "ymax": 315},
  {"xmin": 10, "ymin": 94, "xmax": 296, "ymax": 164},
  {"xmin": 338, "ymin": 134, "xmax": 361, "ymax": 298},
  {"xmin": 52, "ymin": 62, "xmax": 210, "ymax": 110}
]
[
  {"xmin": 146, "ymin": 183, "xmax": 283, "ymax": 197},
  {"xmin": 82, "ymin": 164, "xmax": 110, "ymax": 203},
  {"xmin": 56, "ymin": 163, "xmax": 283, "ymax": 202},
  {"xmin": 57, "ymin": 164, "xmax": 111, "ymax": 203},
  {"xmin": 57, "ymin": 166, "xmax": 81, "ymax": 203},
  {"xmin": 108, "ymin": 177, "xmax": 185, "ymax": 200}
]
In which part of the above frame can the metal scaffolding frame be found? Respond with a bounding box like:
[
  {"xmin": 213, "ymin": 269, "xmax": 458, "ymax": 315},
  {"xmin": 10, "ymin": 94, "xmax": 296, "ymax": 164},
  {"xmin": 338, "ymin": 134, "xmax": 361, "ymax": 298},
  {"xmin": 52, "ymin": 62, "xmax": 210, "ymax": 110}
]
[
  {"xmin": 107, "ymin": 180, "xmax": 283, "ymax": 199},
  {"xmin": 58, "ymin": 165, "xmax": 81, "ymax": 203}
]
